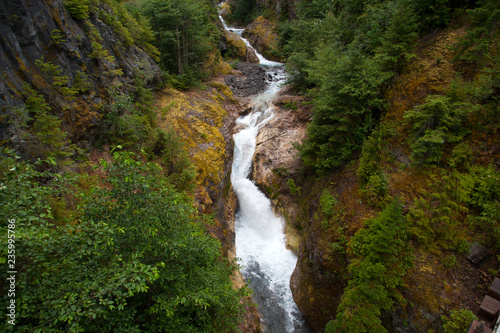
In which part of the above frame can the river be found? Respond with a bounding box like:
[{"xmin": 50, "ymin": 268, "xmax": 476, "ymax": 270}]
[{"xmin": 220, "ymin": 12, "xmax": 310, "ymax": 333}]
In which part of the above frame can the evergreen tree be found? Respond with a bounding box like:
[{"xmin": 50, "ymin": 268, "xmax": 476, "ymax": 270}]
[
  {"xmin": 326, "ymin": 200, "xmax": 414, "ymax": 333},
  {"xmin": 141, "ymin": 0, "xmax": 219, "ymax": 87}
]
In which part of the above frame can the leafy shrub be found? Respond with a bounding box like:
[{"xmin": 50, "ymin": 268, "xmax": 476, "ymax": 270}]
[
  {"xmin": 415, "ymin": 0, "xmax": 451, "ymax": 31},
  {"xmin": 141, "ymin": 0, "xmax": 219, "ymax": 86},
  {"xmin": 154, "ymin": 128, "xmax": 197, "ymax": 191},
  {"xmin": 453, "ymin": 0, "xmax": 500, "ymax": 67},
  {"xmin": 64, "ymin": 0, "xmax": 90, "ymax": 20},
  {"xmin": 442, "ymin": 309, "xmax": 476, "ymax": 333},
  {"xmin": 470, "ymin": 201, "xmax": 500, "ymax": 250},
  {"xmin": 448, "ymin": 142, "xmax": 473, "ymax": 168},
  {"xmin": 287, "ymin": 178, "xmax": 301, "ymax": 195},
  {"xmin": 404, "ymin": 95, "xmax": 473, "ymax": 165},
  {"xmin": 319, "ymin": 190, "xmax": 338, "ymax": 218},
  {"xmin": 89, "ymin": 41, "xmax": 115, "ymax": 61},
  {"xmin": 21, "ymin": 85, "xmax": 78, "ymax": 167},
  {"xmin": 286, "ymin": 0, "xmax": 418, "ymax": 172},
  {"xmin": 407, "ymin": 178, "xmax": 468, "ymax": 251},
  {"xmin": 230, "ymin": 0, "xmax": 260, "ymax": 25},
  {"xmin": 441, "ymin": 254, "xmax": 459, "ymax": 269},
  {"xmin": 300, "ymin": 47, "xmax": 388, "ymax": 171},
  {"xmin": 458, "ymin": 163, "xmax": 500, "ymax": 208},
  {"xmin": 359, "ymin": 173, "xmax": 391, "ymax": 208},
  {"xmin": 0, "ymin": 151, "xmax": 245, "ymax": 332}
]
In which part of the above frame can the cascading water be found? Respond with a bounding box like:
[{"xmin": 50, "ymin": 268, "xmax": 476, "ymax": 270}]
[{"xmin": 220, "ymin": 10, "xmax": 310, "ymax": 333}]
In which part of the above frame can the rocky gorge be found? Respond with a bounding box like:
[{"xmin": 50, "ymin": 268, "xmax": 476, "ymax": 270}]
[{"xmin": 2, "ymin": 0, "xmax": 498, "ymax": 332}]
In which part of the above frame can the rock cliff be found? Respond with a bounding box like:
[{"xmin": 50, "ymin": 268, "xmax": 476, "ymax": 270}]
[{"xmin": 0, "ymin": 0, "xmax": 161, "ymax": 143}]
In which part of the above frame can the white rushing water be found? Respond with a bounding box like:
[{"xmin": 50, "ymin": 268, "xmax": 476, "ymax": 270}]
[{"xmin": 220, "ymin": 9, "xmax": 310, "ymax": 333}]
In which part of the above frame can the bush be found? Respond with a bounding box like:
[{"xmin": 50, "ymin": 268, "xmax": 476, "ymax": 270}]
[
  {"xmin": 287, "ymin": 178, "xmax": 301, "ymax": 195},
  {"xmin": 357, "ymin": 129, "xmax": 387, "ymax": 185},
  {"xmin": 359, "ymin": 173, "xmax": 390, "ymax": 208},
  {"xmin": 458, "ymin": 163, "xmax": 500, "ymax": 208},
  {"xmin": 442, "ymin": 309, "xmax": 476, "ymax": 333},
  {"xmin": 64, "ymin": 0, "xmax": 90, "ymax": 20},
  {"xmin": 319, "ymin": 190, "xmax": 338, "ymax": 218},
  {"xmin": 404, "ymin": 95, "xmax": 473, "ymax": 165},
  {"xmin": 0, "ymin": 151, "xmax": 245, "ymax": 332},
  {"xmin": 407, "ymin": 177, "xmax": 468, "ymax": 251}
]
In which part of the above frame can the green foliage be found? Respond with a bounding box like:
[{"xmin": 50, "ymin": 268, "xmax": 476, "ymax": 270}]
[
  {"xmin": 141, "ymin": 0, "xmax": 219, "ymax": 86},
  {"xmin": 103, "ymin": 85, "xmax": 196, "ymax": 191},
  {"xmin": 441, "ymin": 309, "xmax": 476, "ymax": 333},
  {"xmin": 448, "ymin": 142, "xmax": 473, "ymax": 168},
  {"xmin": 0, "ymin": 151, "xmax": 245, "ymax": 332},
  {"xmin": 441, "ymin": 254, "xmax": 459, "ymax": 268},
  {"xmin": 20, "ymin": 85, "xmax": 78, "ymax": 167},
  {"xmin": 458, "ymin": 163, "xmax": 500, "ymax": 250},
  {"xmin": 97, "ymin": 1, "xmax": 160, "ymax": 60},
  {"xmin": 64, "ymin": 0, "xmax": 90, "ymax": 20},
  {"xmin": 73, "ymin": 70, "xmax": 91, "ymax": 93},
  {"xmin": 470, "ymin": 201, "xmax": 500, "ymax": 250},
  {"xmin": 319, "ymin": 190, "xmax": 338, "ymax": 219},
  {"xmin": 404, "ymin": 95, "xmax": 474, "ymax": 165},
  {"xmin": 359, "ymin": 173, "xmax": 391, "ymax": 208},
  {"xmin": 281, "ymin": 0, "xmax": 420, "ymax": 172},
  {"xmin": 105, "ymin": 91, "xmax": 154, "ymax": 151},
  {"xmin": 287, "ymin": 178, "xmax": 301, "ymax": 195},
  {"xmin": 458, "ymin": 163, "xmax": 500, "ymax": 208},
  {"xmin": 374, "ymin": 0, "xmax": 418, "ymax": 72},
  {"xmin": 230, "ymin": 0, "xmax": 260, "ymax": 25},
  {"xmin": 89, "ymin": 41, "xmax": 116, "ymax": 61},
  {"xmin": 153, "ymin": 127, "xmax": 197, "ymax": 191},
  {"xmin": 357, "ymin": 129, "xmax": 387, "ymax": 185},
  {"xmin": 453, "ymin": 0, "xmax": 500, "ymax": 67},
  {"xmin": 49, "ymin": 29, "xmax": 67, "ymax": 48},
  {"xmin": 328, "ymin": 200, "xmax": 414, "ymax": 333},
  {"xmin": 300, "ymin": 46, "xmax": 389, "ymax": 171},
  {"xmin": 407, "ymin": 174, "xmax": 468, "ymax": 251},
  {"xmin": 36, "ymin": 57, "xmax": 79, "ymax": 103},
  {"xmin": 5, "ymin": 105, "xmax": 30, "ymax": 146},
  {"xmin": 415, "ymin": 0, "xmax": 451, "ymax": 31}
]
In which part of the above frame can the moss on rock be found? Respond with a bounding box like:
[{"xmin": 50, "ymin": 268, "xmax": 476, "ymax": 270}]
[{"xmin": 243, "ymin": 15, "xmax": 281, "ymax": 61}]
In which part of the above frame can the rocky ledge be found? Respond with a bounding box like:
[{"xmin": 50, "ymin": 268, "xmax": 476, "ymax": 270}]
[{"xmin": 224, "ymin": 62, "xmax": 268, "ymax": 97}]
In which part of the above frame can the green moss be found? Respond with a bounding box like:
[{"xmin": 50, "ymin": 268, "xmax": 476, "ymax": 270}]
[{"xmin": 156, "ymin": 87, "xmax": 229, "ymax": 187}]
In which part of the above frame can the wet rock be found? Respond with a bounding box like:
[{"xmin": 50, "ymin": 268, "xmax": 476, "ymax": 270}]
[{"xmin": 224, "ymin": 63, "xmax": 267, "ymax": 97}]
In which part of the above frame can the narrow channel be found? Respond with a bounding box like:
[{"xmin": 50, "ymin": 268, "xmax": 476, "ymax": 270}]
[{"xmin": 221, "ymin": 12, "xmax": 310, "ymax": 333}]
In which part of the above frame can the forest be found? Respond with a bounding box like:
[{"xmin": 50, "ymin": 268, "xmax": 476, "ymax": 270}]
[{"xmin": 0, "ymin": 0, "xmax": 499, "ymax": 332}]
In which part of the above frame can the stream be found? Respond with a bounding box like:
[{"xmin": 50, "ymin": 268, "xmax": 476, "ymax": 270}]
[{"xmin": 221, "ymin": 12, "xmax": 310, "ymax": 333}]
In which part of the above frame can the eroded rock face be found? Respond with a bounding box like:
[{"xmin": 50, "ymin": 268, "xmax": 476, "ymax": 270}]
[
  {"xmin": 243, "ymin": 16, "xmax": 280, "ymax": 61},
  {"xmin": 253, "ymin": 90, "xmax": 308, "ymax": 190},
  {"xmin": 0, "ymin": 0, "xmax": 161, "ymax": 143}
]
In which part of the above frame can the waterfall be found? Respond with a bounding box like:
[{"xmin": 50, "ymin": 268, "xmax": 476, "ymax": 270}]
[{"xmin": 220, "ymin": 9, "xmax": 310, "ymax": 333}]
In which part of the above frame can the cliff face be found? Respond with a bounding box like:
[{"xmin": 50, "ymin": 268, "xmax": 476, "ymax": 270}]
[{"xmin": 0, "ymin": 0, "xmax": 161, "ymax": 143}]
